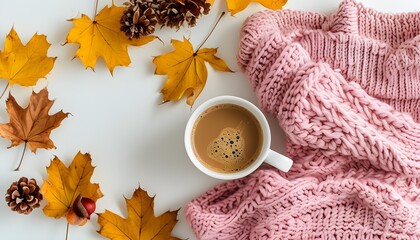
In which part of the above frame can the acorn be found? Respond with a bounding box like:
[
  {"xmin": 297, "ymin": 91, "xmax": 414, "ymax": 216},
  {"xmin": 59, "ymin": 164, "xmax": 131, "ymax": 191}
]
[{"xmin": 66, "ymin": 194, "xmax": 96, "ymax": 226}]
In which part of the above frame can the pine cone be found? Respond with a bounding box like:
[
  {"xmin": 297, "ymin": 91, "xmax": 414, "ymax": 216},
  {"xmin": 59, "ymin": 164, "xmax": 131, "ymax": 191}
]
[
  {"xmin": 159, "ymin": 0, "xmax": 211, "ymax": 29},
  {"xmin": 5, "ymin": 177, "xmax": 43, "ymax": 214},
  {"xmin": 121, "ymin": 0, "xmax": 159, "ymax": 39}
]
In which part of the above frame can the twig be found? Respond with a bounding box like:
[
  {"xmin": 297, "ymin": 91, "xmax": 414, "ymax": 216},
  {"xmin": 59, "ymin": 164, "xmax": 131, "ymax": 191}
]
[
  {"xmin": 0, "ymin": 82, "xmax": 9, "ymax": 100},
  {"xmin": 195, "ymin": 12, "xmax": 226, "ymax": 53},
  {"xmin": 65, "ymin": 222, "xmax": 69, "ymax": 240},
  {"xmin": 14, "ymin": 141, "xmax": 27, "ymax": 171},
  {"xmin": 93, "ymin": 0, "xmax": 99, "ymax": 18}
]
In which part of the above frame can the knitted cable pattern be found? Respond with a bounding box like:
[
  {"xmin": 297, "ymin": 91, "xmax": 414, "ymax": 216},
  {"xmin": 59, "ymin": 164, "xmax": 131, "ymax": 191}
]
[
  {"xmin": 254, "ymin": 0, "xmax": 420, "ymax": 47},
  {"xmin": 186, "ymin": 4, "xmax": 420, "ymax": 239},
  {"xmin": 325, "ymin": 0, "xmax": 420, "ymax": 47},
  {"xmin": 238, "ymin": 0, "xmax": 420, "ymax": 122},
  {"xmin": 187, "ymin": 169, "xmax": 420, "ymax": 239}
]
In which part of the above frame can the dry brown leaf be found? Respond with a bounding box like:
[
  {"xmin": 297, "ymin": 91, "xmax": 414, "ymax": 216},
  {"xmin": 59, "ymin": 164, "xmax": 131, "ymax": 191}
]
[
  {"xmin": 153, "ymin": 37, "xmax": 233, "ymax": 106},
  {"xmin": 66, "ymin": 5, "xmax": 157, "ymax": 74},
  {"xmin": 0, "ymin": 88, "xmax": 69, "ymax": 170},
  {"xmin": 98, "ymin": 187, "xmax": 181, "ymax": 240}
]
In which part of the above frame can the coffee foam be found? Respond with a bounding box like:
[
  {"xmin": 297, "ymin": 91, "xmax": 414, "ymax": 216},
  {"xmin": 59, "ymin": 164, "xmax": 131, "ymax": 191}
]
[{"xmin": 207, "ymin": 127, "xmax": 245, "ymax": 166}]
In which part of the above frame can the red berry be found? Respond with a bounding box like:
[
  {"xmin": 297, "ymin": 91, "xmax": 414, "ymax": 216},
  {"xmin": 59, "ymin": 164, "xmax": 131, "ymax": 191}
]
[
  {"xmin": 72, "ymin": 194, "xmax": 96, "ymax": 219},
  {"xmin": 80, "ymin": 197, "xmax": 96, "ymax": 218}
]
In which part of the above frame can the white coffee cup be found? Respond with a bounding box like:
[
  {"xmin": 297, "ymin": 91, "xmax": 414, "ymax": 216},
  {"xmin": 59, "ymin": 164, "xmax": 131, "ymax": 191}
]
[{"xmin": 185, "ymin": 96, "xmax": 293, "ymax": 180}]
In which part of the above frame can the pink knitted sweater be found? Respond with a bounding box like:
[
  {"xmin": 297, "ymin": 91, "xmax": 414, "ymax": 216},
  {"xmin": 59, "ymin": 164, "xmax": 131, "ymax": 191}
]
[
  {"xmin": 186, "ymin": 1, "xmax": 420, "ymax": 239},
  {"xmin": 240, "ymin": 0, "xmax": 420, "ymax": 122}
]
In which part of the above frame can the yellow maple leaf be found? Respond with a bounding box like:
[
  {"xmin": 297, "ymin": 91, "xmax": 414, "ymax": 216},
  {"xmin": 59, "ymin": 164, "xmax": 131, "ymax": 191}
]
[
  {"xmin": 66, "ymin": 5, "xmax": 156, "ymax": 74},
  {"xmin": 0, "ymin": 28, "xmax": 56, "ymax": 87},
  {"xmin": 42, "ymin": 152, "xmax": 103, "ymax": 219},
  {"xmin": 153, "ymin": 37, "xmax": 233, "ymax": 106},
  {"xmin": 221, "ymin": 0, "xmax": 288, "ymax": 15},
  {"xmin": 98, "ymin": 187, "xmax": 180, "ymax": 240}
]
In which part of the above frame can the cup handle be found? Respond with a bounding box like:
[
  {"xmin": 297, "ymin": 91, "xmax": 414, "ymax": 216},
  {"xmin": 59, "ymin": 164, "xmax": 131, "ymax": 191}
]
[{"xmin": 264, "ymin": 149, "xmax": 293, "ymax": 172}]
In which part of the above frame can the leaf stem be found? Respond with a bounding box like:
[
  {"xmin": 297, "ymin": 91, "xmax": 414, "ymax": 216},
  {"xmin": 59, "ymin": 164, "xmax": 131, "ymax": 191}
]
[
  {"xmin": 93, "ymin": 0, "xmax": 99, "ymax": 18},
  {"xmin": 65, "ymin": 222, "xmax": 69, "ymax": 240},
  {"xmin": 14, "ymin": 141, "xmax": 27, "ymax": 171},
  {"xmin": 0, "ymin": 82, "xmax": 9, "ymax": 100},
  {"xmin": 195, "ymin": 11, "xmax": 226, "ymax": 53}
]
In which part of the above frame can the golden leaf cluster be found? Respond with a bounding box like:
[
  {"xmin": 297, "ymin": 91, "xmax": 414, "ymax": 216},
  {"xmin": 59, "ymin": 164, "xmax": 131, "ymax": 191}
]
[{"xmin": 0, "ymin": 0, "xmax": 288, "ymax": 239}]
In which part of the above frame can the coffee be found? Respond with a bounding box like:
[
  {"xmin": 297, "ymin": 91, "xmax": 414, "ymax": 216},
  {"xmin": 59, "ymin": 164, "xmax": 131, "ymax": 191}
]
[{"xmin": 191, "ymin": 104, "xmax": 263, "ymax": 173}]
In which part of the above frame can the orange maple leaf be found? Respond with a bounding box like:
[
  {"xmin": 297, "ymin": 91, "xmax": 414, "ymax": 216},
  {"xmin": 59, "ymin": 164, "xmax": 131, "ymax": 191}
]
[
  {"xmin": 98, "ymin": 187, "xmax": 181, "ymax": 240},
  {"xmin": 66, "ymin": 5, "xmax": 156, "ymax": 74},
  {"xmin": 0, "ymin": 28, "xmax": 56, "ymax": 96},
  {"xmin": 42, "ymin": 152, "xmax": 103, "ymax": 219},
  {"xmin": 0, "ymin": 88, "xmax": 69, "ymax": 170},
  {"xmin": 153, "ymin": 37, "xmax": 233, "ymax": 106},
  {"xmin": 207, "ymin": 0, "xmax": 288, "ymax": 15}
]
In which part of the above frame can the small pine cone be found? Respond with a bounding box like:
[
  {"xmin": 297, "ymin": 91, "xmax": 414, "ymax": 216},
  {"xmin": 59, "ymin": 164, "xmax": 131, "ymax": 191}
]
[
  {"xmin": 121, "ymin": 0, "xmax": 159, "ymax": 39},
  {"xmin": 159, "ymin": 0, "xmax": 211, "ymax": 29},
  {"xmin": 5, "ymin": 177, "xmax": 43, "ymax": 215}
]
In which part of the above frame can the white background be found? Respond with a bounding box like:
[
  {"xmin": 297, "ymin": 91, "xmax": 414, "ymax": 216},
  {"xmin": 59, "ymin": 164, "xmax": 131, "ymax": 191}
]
[{"xmin": 0, "ymin": 0, "xmax": 419, "ymax": 239}]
